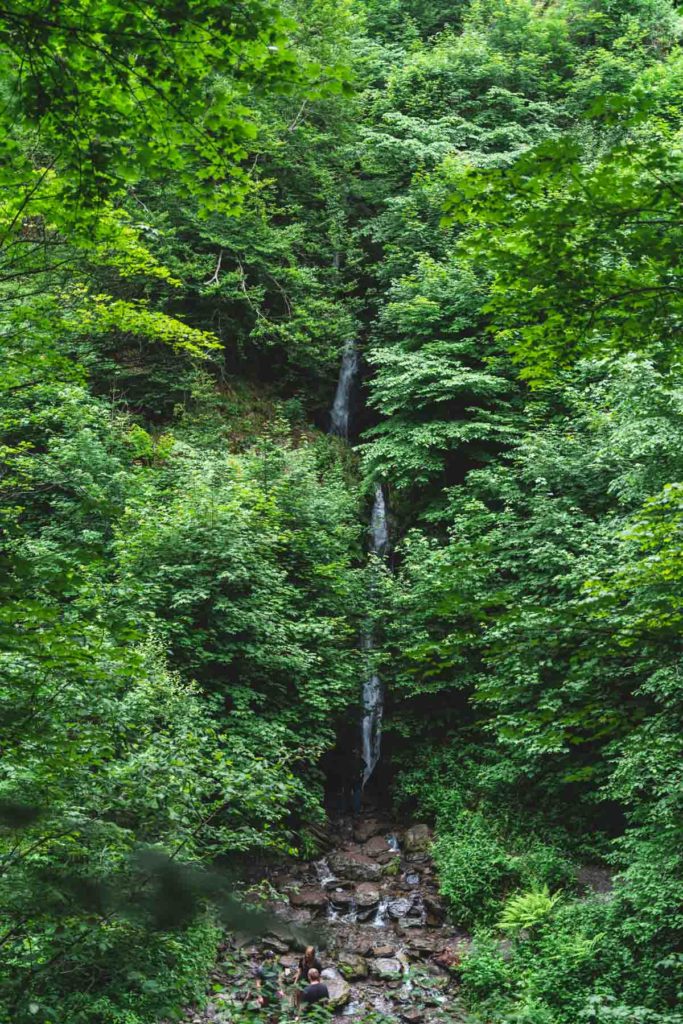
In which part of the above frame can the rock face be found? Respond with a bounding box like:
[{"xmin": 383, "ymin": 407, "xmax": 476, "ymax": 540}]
[
  {"xmin": 371, "ymin": 957, "xmax": 404, "ymax": 980},
  {"xmin": 338, "ymin": 953, "xmax": 369, "ymax": 980},
  {"xmin": 320, "ymin": 966, "xmax": 351, "ymax": 1008},
  {"xmin": 355, "ymin": 882, "xmax": 381, "ymax": 907},
  {"xmin": 404, "ymin": 824, "xmax": 433, "ymax": 853},
  {"xmin": 363, "ymin": 835, "xmax": 394, "ymax": 861},
  {"xmin": 387, "ymin": 897, "xmax": 413, "ymax": 919},
  {"xmin": 329, "ymin": 850, "xmax": 382, "ymax": 881},
  {"xmin": 353, "ymin": 817, "xmax": 387, "ymax": 843},
  {"xmin": 288, "ymin": 886, "xmax": 327, "ymax": 908}
]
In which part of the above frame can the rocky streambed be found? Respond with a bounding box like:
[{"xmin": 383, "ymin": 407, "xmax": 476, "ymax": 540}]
[{"xmin": 185, "ymin": 814, "xmax": 470, "ymax": 1023}]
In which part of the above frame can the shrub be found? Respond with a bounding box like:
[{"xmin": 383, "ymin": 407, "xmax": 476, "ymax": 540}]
[{"xmin": 433, "ymin": 812, "xmax": 516, "ymax": 926}]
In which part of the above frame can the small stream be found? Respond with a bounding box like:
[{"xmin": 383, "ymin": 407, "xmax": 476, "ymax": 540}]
[{"xmin": 329, "ymin": 339, "xmax": 390, "ymax": 788}]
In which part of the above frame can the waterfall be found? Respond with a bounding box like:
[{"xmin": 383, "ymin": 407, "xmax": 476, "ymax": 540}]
[
  {"xmin": 328, "ymin": 340, "xmax": 388, "ymax": 786},
  {"xmin": 369, "ymin": 481, "xmax": 389, "ymax": 555},
  {"xmin": 362, "ymin": 483, "xmax": 388, "ymax": 785},
  {"xmin": 329, "ymin": 339, "xmax": 358, "ymax": 439}
]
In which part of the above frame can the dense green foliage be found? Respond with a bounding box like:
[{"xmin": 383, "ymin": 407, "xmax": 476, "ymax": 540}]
[{"xmin": 2, "ymin": 0, "xmax": 682, "ymax": 1022}]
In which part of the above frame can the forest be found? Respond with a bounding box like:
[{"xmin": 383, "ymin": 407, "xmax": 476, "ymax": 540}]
[{"xmin": 1, "ymin": 1, "xmax": 682, "ymax": 1022}]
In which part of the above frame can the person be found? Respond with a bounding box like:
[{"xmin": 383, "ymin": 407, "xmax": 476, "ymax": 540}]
[
  {"xmin": 300, "ymin": 968, "xmax": 329, "ymax": 1011},
  {"xmin": 255, "ymin": 950, "xmax": 283, "ymax": 1013},
  {"xmin": 293, "ymin": 946, "xmax": 322, "ymax": 987},
  {"xmin": 293, "ymin": 946, "xmax": 323, "ymax": 1011}
]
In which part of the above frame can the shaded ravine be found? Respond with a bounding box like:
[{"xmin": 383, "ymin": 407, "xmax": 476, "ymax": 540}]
[{"xmin": 181, "ymin": 813, "xmax": 470, "ymax": 1023}]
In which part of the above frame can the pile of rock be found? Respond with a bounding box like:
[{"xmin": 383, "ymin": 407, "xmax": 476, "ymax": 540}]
[
  {"xmin": 177, "ymin": 815, "xmax": 470, "ymax": 1024},
  {"xmin": 262, "ymin": 816, "xmax": 471, "ymax": 1021}
]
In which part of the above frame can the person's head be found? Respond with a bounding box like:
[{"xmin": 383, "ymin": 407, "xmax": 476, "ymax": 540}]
[
  {"xmin": 304, "ymin": 946, "xmax": 316, "ymax": 961},
  {"xmin": 308, "ymin": 968, "xmax": 320, "ymax": 982}
]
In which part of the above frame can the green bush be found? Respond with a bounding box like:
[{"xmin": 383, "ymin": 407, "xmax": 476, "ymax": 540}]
[
  {"xmin": 459, "ymin": 931, "xmax": 512, "ymax": 1003},
  {"xmin": 433, "ymin": 812, "xmax": 516, "ymax": 926}
]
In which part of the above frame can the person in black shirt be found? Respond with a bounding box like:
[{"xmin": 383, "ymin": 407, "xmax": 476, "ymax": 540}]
[
  {"xmin": 293, "ymin": 946, "xmax": 322, "ymax": 986},
  {"xmin": 293, "ymin": 947, "xmax": 323, "ymax": 1011},
  {"xmin": 301, "ymin": 969, "xmax": 329, "ymax": 1010}
]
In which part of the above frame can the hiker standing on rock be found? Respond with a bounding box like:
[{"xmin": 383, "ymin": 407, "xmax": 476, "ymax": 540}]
[
  {"xmin": 299, "ymin": 969, "xmax": 329, "ymax": 1016},
  {"xmin": 294, "ymin": 946, "xmax": 322, "ymax": 986},
  {"xmin": 293, "ymin": 946, "xmax": 323, "ymax": 1011}
]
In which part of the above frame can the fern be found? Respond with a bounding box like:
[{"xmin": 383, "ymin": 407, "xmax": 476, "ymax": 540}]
[{"xmin": 497, "ymin": 885, "xmax": 562, "ymax": 935}]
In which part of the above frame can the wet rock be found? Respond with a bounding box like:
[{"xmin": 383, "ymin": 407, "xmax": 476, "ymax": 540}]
[
  {"xmin": 289, "ymin": 886, "xmax": 327, "ymax": 909},
  {"xmin": 279, "ymin": 953, "xmax": 300, "ymax": 970},
  {"xmin": 320, "ymin": 966, "xmax": 351, "ymax": 1009},
  {"xmin": 329, "ymin": 887, "xmax": 355, "ymax": 908},
  {"xmin": 404, "ymin": 825, "xmax": 433, "ymax": 853},
  {"xmin": 338, "ymin": 953, "xmax": 369, "ymax": 980},
  {"xmin": 371, "ymin": 957, "xmax": 404, "ymax": 980},
  {"xmin": 432, "ymin": 946, "xmax": 463, "ymax": 970},
  {"xmin": 371, "ymin": 943, "xmax": 396, "ymax": 957},
  {"xmin": 353, "ymin": 818, "xmax": 388, "ymax": 843},
  {"xmin": 387, "ymin": 897, "xmax": 413, "ymax": 920},
  {"xmin": 407, "ymin": 932, "xmax": 443, "ymax": 956},
  {"xmin": 363, "ymin": 835, "xmax": 391, "ymax": 860},
  {"xmin": 355, "ymin": 882, "xmax": 381, "ymax": 907},
  {"xmin": 399, "ymin": 916, "xmax": 425, "ymax": 930},
  {"xmin": 263, "ymin": 936, "xmax": 290, "ymax": 953},
  {"xmin": 329, "ymin": 851, "xmax": 382, "ymax": 882},
  {"xmin": 280, "ymin": 906, "xmax": 314, "ymax": 926},
  {"xmin": 404, "ymin": 872, "xmax": 421, "ymax": 887},
  {"xmin": 401, "ymin": 1010, "xmax": 425, "ymax": 1023},
  {"xmin": 424, "ymin": 896, "xmax": 444, "ymax": 926}
]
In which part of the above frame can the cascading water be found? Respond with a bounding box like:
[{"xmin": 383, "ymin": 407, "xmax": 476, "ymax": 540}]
[
  {"xmin": 328, "ymin": 339, "xmax": 389, "ymax": 786},
  {"xmin": 329, "ymin": 339, "xmax": 358, "ymax": 439},
  {"xmin": 361, "ymin": 482, "xmax": 389, "ymax": 784},
  {"xmin": 369, "ymin": 481, "xmax": 389, "ymax": 555}
]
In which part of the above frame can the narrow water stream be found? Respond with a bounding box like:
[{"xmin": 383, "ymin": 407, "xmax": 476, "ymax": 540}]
[
  {"xmin": 329, "ymin": 340, "xmax": 359, "ymax": 439},
  {"xmin": 329, "ymin": 341, "xmax": 390, "ymax": 787}
]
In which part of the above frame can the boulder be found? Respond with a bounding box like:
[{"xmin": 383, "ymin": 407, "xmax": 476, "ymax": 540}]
[
  {"xmin": 338, "ymin": 953, "xmax": 369, "ymax": 981},
  {"xmin": 320, "ymin": 966, "xmax": 351, "ymax": 1009},
  {"xmin": 403, "ymin": 825, "xmax": 433, "ymax": 853},
  {"xmin": 329, "ymin": 851, "xmax": 382, "ymax": 882},
  {"xmin": 432, "ymin": 947, "xmax": 462, "ymax": 970},
  {"xmin": 387, "ymin": 897, "xmax": 413, "ymax": 920},
  {"xmin": 371, "ymin": 943, "xmax": 396, "ymax": 958},
  {"xmin": 405, "ymin": 852, "xmax": 430, "ymax": 865},
  {"xmin": 355, "ymin": 882, "xmax": 381, "ymax": 907},
  {"xmin": 406, "ymin": 933, "xmax": 442, "ymax": 956},
  {"xmin": 370, "ymin": 957, "xmax": 404, "ymax": 980},
  {"xmin": 401, "ymin": 1011, "xmax": 425, "ymax": 1023},
  {"xmin": 423, "ymin": 896, "xmax": 444, "ymax": 927},
  {"xmin": 399, "ymin": 916, "xmax": 425, "ymax": 930},
  {"xmin": 363, "ymin": 835, "xmax": 391, "ymax": 859},
  {"xmin": 263, "ymin": 936, "xmax": 289, "ymax": 953},
  {"xmin": 329, "ymin": 887, "xmax": 355, "ymax": 909},
  {"xmin": 279, "ymin": 953, "xmax": 300, "ymax": 971},
  {"xmin": 289, "ymin": 886, "xmax": 327, "ymax": 909},
  {"xmin": 353, "ymin": 818, "xmax": 387, "ymax": 843}
]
